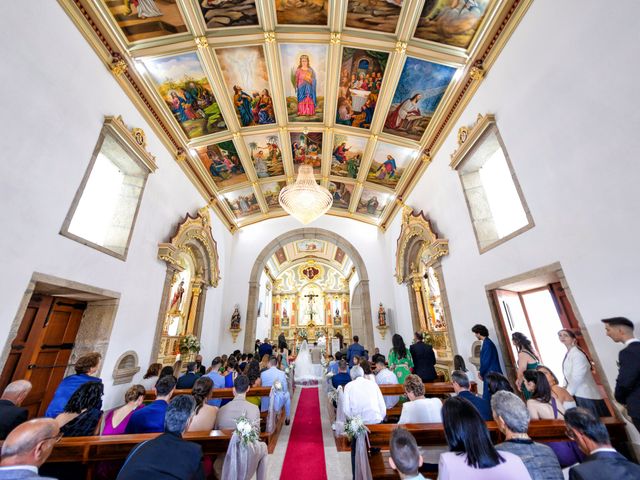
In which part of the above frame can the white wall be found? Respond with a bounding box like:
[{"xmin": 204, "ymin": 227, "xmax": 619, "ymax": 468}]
[
  {"xmin": 387, "ymin": 0, "xmax": 640, "ymax": 436},
  {"xmin": 0, "ymin": 2, "xmax": 231, "ymax": 409}
]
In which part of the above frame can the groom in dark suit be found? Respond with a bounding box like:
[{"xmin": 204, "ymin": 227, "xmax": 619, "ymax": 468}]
[
  {"xmin": 602, "ymin": 316, "xmax": 640, "ymax": 432},
  {"xmin": 472, "ymin": 324, "xmax": 503, "ymax": 401},
  {"xmin": 410, "ymin": 332, "xmax": 437, "ymax": 382}
]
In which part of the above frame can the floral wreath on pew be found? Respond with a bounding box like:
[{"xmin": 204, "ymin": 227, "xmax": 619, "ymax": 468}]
[{"xmin": 234, "ymin": 415, "xmax": 259, "ymax": 446}]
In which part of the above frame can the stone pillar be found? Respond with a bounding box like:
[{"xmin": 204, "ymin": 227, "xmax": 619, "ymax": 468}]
[{"xmin": 243, "ymin": 281, "xmax": 259, "ymax": 352}]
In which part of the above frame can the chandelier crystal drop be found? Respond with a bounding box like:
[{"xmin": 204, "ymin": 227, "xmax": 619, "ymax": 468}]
[{"xmin": 278, "ymin": 165, "xmax": 332, "ymax": 224}]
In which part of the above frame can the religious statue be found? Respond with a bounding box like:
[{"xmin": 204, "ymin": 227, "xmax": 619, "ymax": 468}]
[
  {"xmin": 281, "ymin": 307, "xmax": 289, "ymax": 327},
  {"xmin": 378, "ymin": 302, "xmax": 387, "ymax": 327},
  {"xmin": 169, "ymin": 280, "xmax": 185, "ymax": 314},
  {"xmin": 230, "ymin": 305, "xmax": 241, "ymax": 330},
  {"xmin": 333, "ymin": 307, "xmax": 342, "ymax": 326}
]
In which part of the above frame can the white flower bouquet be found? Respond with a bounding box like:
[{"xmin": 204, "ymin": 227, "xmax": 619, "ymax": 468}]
[
  {"xmin": 327, "ymin": 388, "xmax": 338, "ymax": 404},
  {"xmin": 273, "ymin": 380, "xmax": 284, "ymax": 392},
  {"xmin": 179, "ymin": 334, "xmax": 201, "ymax": 354},
  {"xmin": 345, "ymin": 415, "xmax": 367, "ymax": 440},
  {"xmin": 234, "ymin": 415, "xmax": 259, "ymax": 446}
]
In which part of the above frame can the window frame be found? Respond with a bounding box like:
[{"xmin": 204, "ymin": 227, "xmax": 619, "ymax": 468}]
[
  {"xmin": 450, "ymin": 114, "xmax": 534, "ymax": 254},
  {"xmin": 60, "ymin": 116, "xmax": 157, "ymax": 261}
]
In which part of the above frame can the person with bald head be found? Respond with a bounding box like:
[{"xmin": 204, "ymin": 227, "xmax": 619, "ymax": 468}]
[
  {"xmin": 0, "ymin": 380, "xmax": 32, "ymax": 440},
  {"xmin": 0, "ymin": 418, "xmax": 59, "ymax": 479}
]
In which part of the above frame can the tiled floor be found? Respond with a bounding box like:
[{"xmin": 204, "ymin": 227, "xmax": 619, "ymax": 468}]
[{"xmin": 266, "ymin": 386, "xmax": 352, "ymax": 480}]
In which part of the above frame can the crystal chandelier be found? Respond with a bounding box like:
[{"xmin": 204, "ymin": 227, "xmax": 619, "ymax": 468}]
[{"xmin": 279, "ymin": 165, "xmax": 332, "ymax": 224}]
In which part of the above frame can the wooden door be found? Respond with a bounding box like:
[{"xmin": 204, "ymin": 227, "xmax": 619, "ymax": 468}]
[{"xmin": 0, "ymin": 295, "xmax": 86, "ymax": 418}]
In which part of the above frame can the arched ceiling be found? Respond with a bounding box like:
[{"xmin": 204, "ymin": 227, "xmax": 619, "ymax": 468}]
[
  {"xmin": 265, "ymin": 237, "xmax": 353, "ymax": 277},
  {"xmin": 62, "ymin": 0, "xmax": 531, "ymax": 232}
]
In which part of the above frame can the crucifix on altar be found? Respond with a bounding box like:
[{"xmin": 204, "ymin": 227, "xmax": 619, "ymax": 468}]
[{"xmin": 304, "ymin": 291, "xmax": 319, "ymax": 323}]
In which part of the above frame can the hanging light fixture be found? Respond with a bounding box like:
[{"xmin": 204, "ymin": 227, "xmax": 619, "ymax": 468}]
[{"xmin": 279, "ymin": 165, "xmax": 332, "ymax": 224}]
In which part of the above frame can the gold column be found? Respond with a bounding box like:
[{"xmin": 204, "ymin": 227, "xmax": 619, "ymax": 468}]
[
  {"xmin": 185, "ymin": 282, "xmax": 202, "ymax": 335},
  {"xmin": 412, "ymin": 276, "xmax": 428, "ymax": 331}
]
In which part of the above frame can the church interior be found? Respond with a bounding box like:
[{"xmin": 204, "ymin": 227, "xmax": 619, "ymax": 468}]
[{"xmin": 1, "ymin": 0, "xmax": 639, "ymax": 478}]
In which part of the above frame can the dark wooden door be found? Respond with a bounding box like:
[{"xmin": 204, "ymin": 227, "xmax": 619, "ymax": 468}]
[{"xmin": 0, "ymin": 295, "xmax": 86, "ymax": 418}]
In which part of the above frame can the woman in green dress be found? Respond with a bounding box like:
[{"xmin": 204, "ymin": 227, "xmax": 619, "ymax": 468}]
[
  {"xmin": 512, "ymin": 332, "xmax": 540, "ymax": 400},
  {"xmin": 388, "ymin": 334, "xmax": 414, "ymax": 385}
]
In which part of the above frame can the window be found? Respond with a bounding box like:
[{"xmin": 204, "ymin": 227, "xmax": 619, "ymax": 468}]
[
  {"xmin": 61, "ymin": 116, "xmax": 156, "ymax": 260},
  {"xmin": 450, "ymin": 114, "xmax": 533, "ymax": 252}
]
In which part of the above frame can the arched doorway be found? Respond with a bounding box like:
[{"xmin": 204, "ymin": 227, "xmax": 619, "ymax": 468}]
[{"xmin": 245, "ymin": 228, "xmax": 374, "ymax": 353}]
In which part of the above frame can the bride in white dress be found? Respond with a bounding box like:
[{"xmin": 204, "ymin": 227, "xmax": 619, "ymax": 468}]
[{"xmin": 294, "ymin": 340, "xmax": 319, "ymax": 384}]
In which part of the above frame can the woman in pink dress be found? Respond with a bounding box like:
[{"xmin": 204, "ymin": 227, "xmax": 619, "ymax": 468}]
[
  {"xmin": 102, "ymin": 384, "xmax": 145, "ymax": 435},
  {"xmin": 295, "ymin": 55, "xmax": 317, "ymax": 116}
]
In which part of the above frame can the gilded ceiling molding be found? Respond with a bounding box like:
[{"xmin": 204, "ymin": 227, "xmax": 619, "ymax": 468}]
[
  {"xmin": 449, "ymin": 113, "xmax": 495, "ymax": 169},
  {"xmin": 110, "ymin": 53, "xmax": 127, "ymax": 76},
  {"xmin": 157, "ymin": 207, "xmax": 221, "ymax": 288},
  {"xmin": 395, "ymin": 206, "xmax": 449, "ymax": 285},
  {"xmin": 105, "ymin": 115, "xmax": 157, "ymax": 172}
]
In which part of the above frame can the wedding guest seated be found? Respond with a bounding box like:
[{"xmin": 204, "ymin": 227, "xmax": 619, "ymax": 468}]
[
  {"xmin": 56, "ymin": 381, "xmax": 103, "ymax": 437},
  {"xmin": 536, "ymin": 365, "xmax": 577, "ymax": 411},
  {"xmin": 126, "ymin": 375, "xmax": 176, "ymax": 433},
  {"xmin": 205, "ymin": 357, "xmax": 225, "ymax": 408},
  {"xmin": 238, "ymin": 354, "xmax": 248, "ymax": 372},
  {"xmin": 258, "ymin": 338, "xmax": 272, "ymax": 359},
  {"xmin": 0, "ymin": 418, "xmax": 60, "ymax": 479},
  {"xmin": 188, "ymin": 377, "xmax": 218, "ymax": 432},
  {"xmin": 331, "ymin": 359, "xmax": 351, "ymax": 390},
  {"xmin": 373, "ymin": 354, "xmax": 399, "ymax": 409},
  {"xmin": 523, "ymin": 370, "xmax": 564, "ymax": 420},
  {"xmin": 388, "ymin": 428, "xmax": 425, "ymax": 480},
  {"xmin": 360, "ymin": 358, "xmax": 375, "ymax": 381},
  {"xmin": 158, "ymin": 365, "xmax": 174, "ymax": 380},
  {"xmin": 260, "ymin": 356, "xmax": 291, "ymax": 425},
  {"xmin": 45, "ymin": 352, "xmax": 102, "ymax": 418},
  {"xmin": 176, "ymin": 362, "xmax": 201, "ymax": 390},
  {"xmin": 140, "ymin": 363, "xmax": 161, "ymax": 391},
  {"xmin": 452, "ymin": 370, "xmax": 492, "ymax": 421},
  {"xmin": 329, "ymin": 352, "xmax": 342, "ymax": 375},
  {"xmin": 454, "ymin": 355, "xmax": 476, "ymax": 383},
  {"xmin": 258, "ymin": 354, "xmax": 270, "ymax": 373},
  {"xmin": 0, "ymin": 380, "xmax": 31, "ymax": 440},
  {"xmin": 492, "ymin": 391, "xmax": 563, "ymax": 480},
  {"xmin": 244, "ymin": 359, "xmax": 263, "ymax": 408},
  {"xmin": 438, "ymin": 397, "xmax": 531, "ymax": 479},
  {"xmin": 117, "ymin": 396, "xmax": 204, "ymax": 480},
  {"xmin": 483, "ymin": 371, "xmax": 514, "ymax": 401},
  {"xmin": 566, "ymin": 407, "xmax": 640, "ymax": 479},
  {"xmin": 398, "ymin": 374, "xmax": 442, "ymax": 424},
  {"xmin": 215, "ymin": 375, "xmax": 260, "ymax": 430},
  {"xmin": 102, "ymin": 385, "xmax": 145, "ymax": 435}
]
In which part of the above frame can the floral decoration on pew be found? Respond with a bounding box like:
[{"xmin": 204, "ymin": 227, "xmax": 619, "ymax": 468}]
[
  {"xmin": 327, "ymin": 388, "xmax": 338, "ymax": 404},
  {"xmin": 273, "ymin": 380, "xmax": 284, "ymax": 392},
  {"xmin": 234, "ymin": 415, "xmax": 259, "ymax": 446},
  {"xmin": 345, "ymin": 415, "xmax": 368, "ymax": 440}
]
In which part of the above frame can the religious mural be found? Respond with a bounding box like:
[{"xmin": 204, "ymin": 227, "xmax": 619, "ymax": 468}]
[
  {"xmin": 328, "ymin": 181, "xmax": 354, "ymax": 210},
  {"xmin": 103, "ymin": 0, "xmax": 188, "ymax": 43},
  {"xmin": 367, "ymin": 141, "xmax": 415, "ymax": 189},
  {"xmin": 345, "ymin": 0, "xmax": 402, "ymax": 34},
  {"xmin": 143, "ymin": 52, "xmax": 226, "ymax": 138},
  {"xmin": 334, "ymin": 247, "xmax": 346, "ymax": 264},
  {"xmin": 215, "ymin": 46, "xmax": 276, "ymax": 127},
  {"xmin": 261, "ymin": 181, "xmax": 286, "ymax": 209},
  {"xmin": 296, "ymin": 239, "xmax": 325, "ymax": 253},
  {"xmin": 415, "ymin": 0, "xmax": 492, "ymax": 48},
  {"xmin": 336, "ymin": 48, "xmax": 389, "ymax": 130},
  {"xmin": 275, "ymin": 0, "xmax": 328, "ymax": 25},
  {"xmin": 290, "ymin": 132, "xmax": 323, "ymax": 173},
  {"xmin": 331, "ymin": 134, "xmax": 367, "ymax": 179},
  {"xmin": 280, "ymin": 44, "xmax": 328, "ymax": 123},
  {"xmin": 223, "ymin": 186, "xmax": 260, "ymax": 218},
  {"xmin": 244, "ymin": 133, "xmax": 285, "ymax": 178},
  {"xmin": 274, "ymin": 247, "xmax": 287, "ymax": 264},
  {"xmin": 199, "ymin": 0, "xmax": 259, "ymax": 29},
  {"xmin": 384, "ymin": 57, "xmax": 457, "ymax": 140},
  {"xmin": 357, "ymin": 188, "xmax": 392, "ymax": 218},
  {"xmin": 195, "ymin": 140, "xmax": 247, "ymax": 189}
]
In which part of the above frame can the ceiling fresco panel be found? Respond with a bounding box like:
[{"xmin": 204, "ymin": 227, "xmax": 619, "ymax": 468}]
[
  {"xmin": 142, "ymin": 51, "xmax": 227, "ymax": 138},
  {"xmin": 261, "ymin": 181, "xmax": 287, "ymax": 209},
  {"xmin": 215, "ymin": 46, "xmax": 276, "ymax": 127},
  {"xmin": 295, "ymin": 239, "xmax": 326, "ymax": 253},
  {"xmin": 276, "ymin": 0, "xmax": 329, "ymax": 25},
  {"xmin": 199, "ymin": 0, "xmax": 259, "ymax": 29},
  {"xmin": 244, "ymin": 132, "xmax": 285, "ymax": 178},
  {"xmin": 102, "ymin": 0, "xmax": 188, "ymax": 43},
  {"xmin": 357, "ymin": 187, "xmax": 392, "ymax": 219},
  {"xmin": 337, "ymin": 48, "xmax": 389, "ymax": 131},
  {"xmin": 383, "ymin": 57, "xmax": 457, "ymax": 141},
  {"xmin": 328, "ymin": 181, "xmax": 354, "ymax": 210},
  {"xmin": 290, "ymin": 132, "xmax": 323, "ymax": 174},
  {"xmin": 223, "ymin": 186, "xmax": 260, "ymax": 218},
  {"xmin": 279, "ymin": 44, "xmax": 328, "ymax": 123},
  {"xmin": 345, "ymin": 0, "xmax": 403, "ymax": 34},
  {"xmin": 415, "ymin": 0, "xmax": 493, "ymax": 48},
  {"xmin": 194, "ymin": 139, "xmax": 247, "ymax": 189},
  {"xmin": 367, "ymin": 141, "xmax": 416, "ymax": 189},
  {"xmin": 330, "ymin": 133, "xmax": 367, "ymax": 179}
]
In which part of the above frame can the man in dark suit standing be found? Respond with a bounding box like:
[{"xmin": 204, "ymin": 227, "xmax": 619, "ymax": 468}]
[
  {"xmin": 566, "ymin": 407, "xmax": 640, "ymax": 480},
  {"xmin": 346, "ymin": 336, "xmax": 365, "ymax": 367},
  {"xmin": 117, "ymin": 395, "xmax": 204, "ymax": 480},
  {"xmin": 472, "ymin": 324, "xmax": 503, "ymax": 401},
  {"xmin": 0, "ymin": 380, "xmax": 31, "ymax": 440},
  {"xmin": 258, "ymin": 338, "xmax": 273, "ymax": 359},
  {"xmin": 410, "ymin": 332, "xmax": 437, "ymax": 382},
  {"xmin": 602, "ymin": 316, "xmax": 640, "ymax": 432}
]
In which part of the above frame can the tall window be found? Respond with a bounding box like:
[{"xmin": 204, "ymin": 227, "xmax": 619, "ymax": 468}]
[
  {"xmin": 61, "ymin": 117, "xmax": 156, "ymax": 259},
  {"xmin": 450, "ymin": 115, "xmax": 533, "ymax": 252}
]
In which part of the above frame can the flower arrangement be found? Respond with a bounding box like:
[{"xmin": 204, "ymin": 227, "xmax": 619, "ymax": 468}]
[
  {"xmin": 179, "ymin": 334, "xmax": 201, "ymax": 354},
  {"xmin": 345, "ymin": 415, "xmax": 367, "ymax": 440},
  {"xmin": 419, "ymin": 331, "xmax": 435, "ymax": 346},
  {"xmin": 234, "ymin": 415, "xmax": 259, "ymax": 446},
  {"xmin": 273, "ymin": 380, "xmax": 284, "ymax": 392},
  {"xmin": 299, "ymin": 329, "xmax": 308, "ymax": 340},
  {"xmin": 327, "ymin": 388, "xmax": 338, "ymax": 404},
  {"xmin": 284, "ymin": 366, "xmax": 291, "ymax": 375}
]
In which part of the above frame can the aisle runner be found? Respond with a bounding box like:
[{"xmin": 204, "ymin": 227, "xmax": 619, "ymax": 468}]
[{"xmin": 279, "ymin": 387, "xmax": 327, "ymax": 479}]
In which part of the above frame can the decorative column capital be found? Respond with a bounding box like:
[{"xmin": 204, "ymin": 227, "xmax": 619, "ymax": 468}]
[
  {"xmin": 469, "ymin": 61, "xmax": 485, "ymax": 81},
  {"xmin": 110, "ymin": 53, "xmax": 127, "ymax": 76}
]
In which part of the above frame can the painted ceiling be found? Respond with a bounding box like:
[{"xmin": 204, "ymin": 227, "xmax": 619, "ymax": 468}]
[
  {"xmin": 266, "ymin": 238, "xmax": 353, "ymax": 277},
  {"xmin": 61, "ymin": 0, "xmax": 530, "ymax": 231}
]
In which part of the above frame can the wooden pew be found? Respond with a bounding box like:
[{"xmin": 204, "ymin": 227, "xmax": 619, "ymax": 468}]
[
  {"xmin": 144, "ymin": 386, "xmax": 273, "ymax": 401},
  {"xmin": 376, "ymin": 382, "xmax": 477, "ymax": 396}
]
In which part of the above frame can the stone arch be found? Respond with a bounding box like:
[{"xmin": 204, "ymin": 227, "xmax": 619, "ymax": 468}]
[{"xmin": 244, "ymin": 228, "xmax": 373, "ymax": 353}]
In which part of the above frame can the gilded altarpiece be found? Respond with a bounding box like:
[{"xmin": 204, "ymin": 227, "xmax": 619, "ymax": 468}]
[
  {"xmin": 153, "ymin": 208, "xmax": 220, "ymax": 366},
  {"xmin": 395, "ymin": 207, "xmax": 455, "ymax": 378}
]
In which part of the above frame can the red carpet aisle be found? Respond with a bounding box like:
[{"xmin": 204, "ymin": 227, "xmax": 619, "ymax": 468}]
[{"xmin": 279, "ymin": 387, "xmax": 327, "ymax": 480}]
